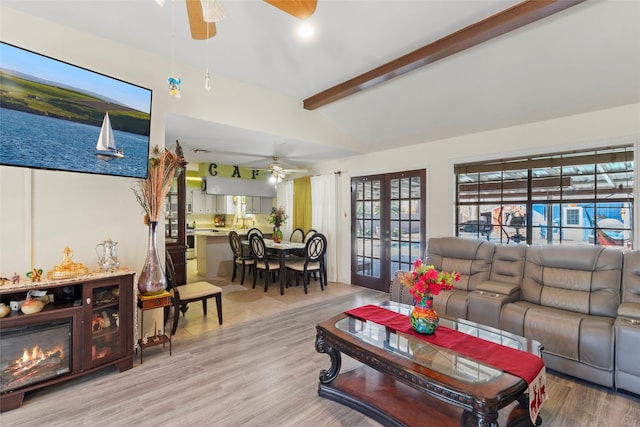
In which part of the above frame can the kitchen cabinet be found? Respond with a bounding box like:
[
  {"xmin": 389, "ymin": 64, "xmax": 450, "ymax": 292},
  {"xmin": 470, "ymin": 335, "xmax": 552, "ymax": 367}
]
[
  {"xmin": 217, "ymin": 195, "xmax": 236, "ymax": 215},
  {"xmin": 164, "ymin": 192, "xmax": 179, "ymax": 241},
  {"xmin": 0, "ymin": 272, "xmax": 134, "ymax": 411},
  {"xmin": 261, "ymin": 197, "xmax": 275, "ymax": 214},
  {"xmin": 191, "ymin": 190, "xmax": 217, "ymax": 214},
  {"xmin": 245, "ymin": 196, "xmax": 274, "ymax": 215},
  {"xmin": 245, "ymin": 196, "xmax": 260, "ymax": 214}
]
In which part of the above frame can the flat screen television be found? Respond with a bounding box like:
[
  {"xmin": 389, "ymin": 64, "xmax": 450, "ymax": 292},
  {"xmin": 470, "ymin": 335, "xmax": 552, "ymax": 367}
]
[{"xmin": 0, "ymin": 42, "xmax": 152, "ymax": 179}]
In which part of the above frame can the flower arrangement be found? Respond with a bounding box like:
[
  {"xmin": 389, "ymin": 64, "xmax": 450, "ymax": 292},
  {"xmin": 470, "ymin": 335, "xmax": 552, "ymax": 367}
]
[
  {"xmin": 399, "ymin": 259, "xmax": 460, "ymax": 304},
  {"xmin": 268, "ymin": 206, "xmax": 288, "ymax": 228},
  {"xmin": 132, "ymin": 145, "xmax": 183, "ymax": 224}
]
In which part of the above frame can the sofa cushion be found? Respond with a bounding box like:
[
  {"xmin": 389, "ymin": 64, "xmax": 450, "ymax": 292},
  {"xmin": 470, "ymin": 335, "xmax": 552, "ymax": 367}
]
[
  {"xmin": 501, "ymin": 301, "xmax": 615, "ymax": 371},
  {"xmin": 426, "ymin": 237, "xmax": 494, "ymax": 292},
  {"xmin": 522, "ymin": 245, "xmax": 621, "ymax": 317},
  {"xmin": 489, "ymin": 244, "xmax": 526, "ymax": 285}
]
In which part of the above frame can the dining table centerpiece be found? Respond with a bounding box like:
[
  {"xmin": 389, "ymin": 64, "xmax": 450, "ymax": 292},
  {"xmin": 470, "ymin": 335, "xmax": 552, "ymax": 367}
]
[
  {"xmin": 268, "ymin": 206, "xmax": 288, "ymax": 243},
  {"xmin": 399, "ymin": 259, "xmax": 459, "ymax": 334},
  {"xmin": 132, "ymin": 145, "xmax": 183, "ymax": 295}
]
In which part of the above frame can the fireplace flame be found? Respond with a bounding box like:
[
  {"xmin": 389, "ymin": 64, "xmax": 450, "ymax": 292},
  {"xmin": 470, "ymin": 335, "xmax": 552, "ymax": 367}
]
[{"xmin": 15, "ymin": 345, "xmax": 65, "ymax": 374}]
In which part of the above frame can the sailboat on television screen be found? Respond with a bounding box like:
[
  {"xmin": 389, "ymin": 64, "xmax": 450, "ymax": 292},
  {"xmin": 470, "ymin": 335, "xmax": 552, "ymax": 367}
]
[{"xmin": 95, "ymin": 112, "xmax": 124, "ymax": 158}]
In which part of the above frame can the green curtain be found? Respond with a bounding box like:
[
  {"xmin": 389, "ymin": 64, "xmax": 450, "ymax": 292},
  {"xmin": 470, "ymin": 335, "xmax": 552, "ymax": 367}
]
[{"xmin": 293, "ymin": 177, "xmax": 312, "ymax": 231}]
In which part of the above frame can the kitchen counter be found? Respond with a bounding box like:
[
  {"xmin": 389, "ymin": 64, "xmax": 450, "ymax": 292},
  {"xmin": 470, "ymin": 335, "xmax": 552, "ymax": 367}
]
[{"xmin": 195, "ymin": 227, "xmax": 272, "ymax": 278}]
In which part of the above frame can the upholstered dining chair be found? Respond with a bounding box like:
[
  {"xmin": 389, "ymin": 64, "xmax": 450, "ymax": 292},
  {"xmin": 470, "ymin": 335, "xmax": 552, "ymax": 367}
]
[
  {"xmin": 304, "ymin": 229, "xmax": 317, "ymax": 243},
  {"xmin": 290, "ymin": 228, "xmax": 305, "ymax": 243},
  {"xmin": 229, "ymin": 230, "xmax": 252, "ymax": 284},
  {"xmin": 249, "ymin": 233, "xmax": 280, "ymax": 292},
  {"xmin": 165, "ymin": 251, "xmax": 223, "ymax": 335},
  {"xmin": 247, "ymin": 227, "xmax": 263, "ymax": 239},
  {"xmin": 285, "ymin": 233, "xmax": 327, "ymax": 294}
]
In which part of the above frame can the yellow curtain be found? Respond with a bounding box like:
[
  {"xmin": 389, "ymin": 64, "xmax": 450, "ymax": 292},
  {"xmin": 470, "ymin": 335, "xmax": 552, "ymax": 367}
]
[{"xmin": 293, "ymin": 176, "xmax": 312, "ymax": 231}]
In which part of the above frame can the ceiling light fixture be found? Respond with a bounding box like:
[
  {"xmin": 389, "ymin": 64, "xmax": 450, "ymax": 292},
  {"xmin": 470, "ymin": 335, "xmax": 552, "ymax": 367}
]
[
  {"xmin": 296, "ymin": 21, "xmax": 315, "ymax": 40},
  {"xmin": 270, "ymin": 170, "xmax": 285, "ymax": 187}
]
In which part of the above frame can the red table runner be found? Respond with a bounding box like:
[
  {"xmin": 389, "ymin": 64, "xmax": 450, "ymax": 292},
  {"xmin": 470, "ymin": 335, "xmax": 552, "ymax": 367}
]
[{"xmin": 345, "ymin": 304, "xmax": 544, "ymax": 384}]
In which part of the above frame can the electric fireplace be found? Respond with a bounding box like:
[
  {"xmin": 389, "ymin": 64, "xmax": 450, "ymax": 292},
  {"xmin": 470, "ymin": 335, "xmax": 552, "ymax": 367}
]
[{"xmin": 1, "ymin": 319, "xmax": 72, "ymax": 393}]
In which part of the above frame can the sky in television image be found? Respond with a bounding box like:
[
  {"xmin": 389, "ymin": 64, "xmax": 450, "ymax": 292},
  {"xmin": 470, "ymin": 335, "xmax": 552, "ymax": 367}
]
[{"xmin": 0, "ymin": 42, "xmax": 152, "ymax": 179}]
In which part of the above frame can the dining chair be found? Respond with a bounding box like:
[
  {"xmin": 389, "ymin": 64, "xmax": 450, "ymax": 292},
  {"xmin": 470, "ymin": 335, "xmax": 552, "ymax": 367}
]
[
  {"xmin": 304, "ymin": 229, "xmax": 317, "ymax": 243},
  {"xmin": 285, "ymin": 233, "xmax": 327, "ymax": 294},
  {"xmin": 249, "ymin": 233, "xmax": 280, "ymax": 292},
  {"xmin": 165, "ymin": 251, "xmax": 223, "ymax": 335},
  {"xmin": 247, "ymin": 227, "xmax": 263, "ymax": 239},
  {"xmin": 229, "ymin": 230, "xmax": 252, "ymax": 284},
  {"xmin": 290, "ymin": 228, "xmax": 305, "ymax": 243}
]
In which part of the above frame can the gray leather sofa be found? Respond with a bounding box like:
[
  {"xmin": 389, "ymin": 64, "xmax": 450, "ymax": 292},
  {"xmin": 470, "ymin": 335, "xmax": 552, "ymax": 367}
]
[
  {"xmin": 616, "ymin": 250, "xmax": 640, "ymax": 395},
  {"xmin": 500, "ymin": 245, "xmax": 622, "ymax": 388},
  {"xmin": 388, "ymin": 237, "xmax": 638, "ymax": 394}
]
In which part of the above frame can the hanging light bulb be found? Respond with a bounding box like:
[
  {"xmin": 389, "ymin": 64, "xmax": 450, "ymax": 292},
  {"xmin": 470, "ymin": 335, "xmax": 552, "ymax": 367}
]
[{"xmin": 204, "ymin": 67, "xmax": 212, "ymax": 91}]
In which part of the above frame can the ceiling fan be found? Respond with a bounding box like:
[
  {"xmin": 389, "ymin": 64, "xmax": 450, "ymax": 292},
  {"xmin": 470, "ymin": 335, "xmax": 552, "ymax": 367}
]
[
  {"xmin": 261, "ymin": 156, "xmax": 308, "ymax": 182},
  {"xmin": 185, "ymin": 0, "xmax": 318, "ymax": 40}
]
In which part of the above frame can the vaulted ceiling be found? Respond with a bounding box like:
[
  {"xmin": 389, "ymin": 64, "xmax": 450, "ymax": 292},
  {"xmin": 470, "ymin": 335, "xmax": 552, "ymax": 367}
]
[{"xmin": 3, "ymin": 1, "xmax": 639, "ymax": 170}]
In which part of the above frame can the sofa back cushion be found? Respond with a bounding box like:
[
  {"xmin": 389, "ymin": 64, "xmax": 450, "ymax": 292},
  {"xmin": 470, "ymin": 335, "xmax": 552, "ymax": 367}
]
[
  {"xmin": 522, "ymin": 245, "xmax": 622, "ymax": 317},
  {"xmin": 425, "ymin": 237, "xmax": 494, "ymax": 292},
  {"xmin": 622, "ymin": 250, "xmax": 640, "ymax": 304},
  {"xmin": 489, "ymin": 244, "xmax": 526, "ymax": 285}
]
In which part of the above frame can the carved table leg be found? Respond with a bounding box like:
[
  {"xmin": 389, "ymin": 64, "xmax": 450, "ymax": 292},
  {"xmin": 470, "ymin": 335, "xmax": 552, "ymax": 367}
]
[
  {"xmin": 315, "ymin": 329, "xmax": 341, "ymax": 384},
  {"xmin": 462, "ymin": 409, "xmax": 499, "ymax": 427}
]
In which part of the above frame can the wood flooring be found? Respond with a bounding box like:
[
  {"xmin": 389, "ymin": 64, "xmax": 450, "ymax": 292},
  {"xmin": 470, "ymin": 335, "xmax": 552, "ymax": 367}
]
[{"xmin": 1, "ymin": 284, "xmax": 639, "ymax": 427}]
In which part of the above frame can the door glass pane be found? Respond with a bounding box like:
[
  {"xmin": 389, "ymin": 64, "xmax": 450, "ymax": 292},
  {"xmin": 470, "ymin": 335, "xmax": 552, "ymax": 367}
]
[{"xmin": 353, "ymin": 171, "xmax": 425, "ymax": 291}]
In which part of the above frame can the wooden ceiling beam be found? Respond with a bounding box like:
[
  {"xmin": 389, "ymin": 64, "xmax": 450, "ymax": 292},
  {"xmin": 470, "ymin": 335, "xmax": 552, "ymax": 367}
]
[{"xmin": 303, "ymin": 0, "xmax": 585, "ymax": 110}]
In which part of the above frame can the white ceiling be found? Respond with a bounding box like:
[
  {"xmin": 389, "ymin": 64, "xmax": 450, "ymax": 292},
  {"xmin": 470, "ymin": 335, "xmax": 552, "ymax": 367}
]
[{"xmin": 3, "ymin": 0, "xmax": 640, "ymax": 170}]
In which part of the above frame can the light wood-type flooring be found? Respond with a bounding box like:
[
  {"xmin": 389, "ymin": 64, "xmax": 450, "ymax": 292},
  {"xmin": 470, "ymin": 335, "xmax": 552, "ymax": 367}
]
[{"xmin": 1, "ymin": 261, "xmax": 639, "ymax": 426}]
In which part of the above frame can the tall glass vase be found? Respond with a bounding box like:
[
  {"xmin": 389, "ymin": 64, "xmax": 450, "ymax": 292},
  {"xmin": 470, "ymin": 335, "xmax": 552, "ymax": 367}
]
[{"xmin": 137, "ymin": 221, "xmax": 167, "ymax": 296}]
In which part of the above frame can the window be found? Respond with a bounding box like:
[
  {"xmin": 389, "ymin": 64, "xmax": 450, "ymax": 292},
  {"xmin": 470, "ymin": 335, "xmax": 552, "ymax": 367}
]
[{"xmin": 455, "ymin": 146, "xmax": 634, "ymax": 248}]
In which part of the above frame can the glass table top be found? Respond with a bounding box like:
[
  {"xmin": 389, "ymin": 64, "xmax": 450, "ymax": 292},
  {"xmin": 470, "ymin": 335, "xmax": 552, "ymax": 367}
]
[{"xmin": 334, "ymin": 301, "xmax": 541, "ymax": 384}]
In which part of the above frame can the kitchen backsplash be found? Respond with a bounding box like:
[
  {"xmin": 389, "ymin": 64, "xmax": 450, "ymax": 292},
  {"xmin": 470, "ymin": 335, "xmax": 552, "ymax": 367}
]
[{"xmin": 188, "ymin": 213, "xmax": 271, "ymax": 230}]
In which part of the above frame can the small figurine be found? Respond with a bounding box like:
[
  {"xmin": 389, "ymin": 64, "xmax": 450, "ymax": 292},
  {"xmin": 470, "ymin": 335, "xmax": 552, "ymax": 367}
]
[
  {"xmin": 142, "ymin": 333, "xmax": 149, "ymax": 345},
  {"xmin": 112, "ymin": 313, "xmax": 119, "ymax": 328},
  {"xmin": 12, "ymin": 272, "xmax": 20, "ymax": 284},
  {"xmin": 92, "ymin": 313, "xmax": 105, "ymax": 332},
  {"xmin": 168, "ymin": 76, "xmax": 181, "ymax": 98},
  {"xmin": 26, "ymin": 268, "xmax": 43, "ymax": 282}
]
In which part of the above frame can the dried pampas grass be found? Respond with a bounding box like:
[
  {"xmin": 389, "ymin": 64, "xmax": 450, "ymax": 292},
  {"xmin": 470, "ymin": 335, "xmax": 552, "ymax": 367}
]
[{"xmin": 133, "ymin": 146, "xmax": 183, "ymax": 223}]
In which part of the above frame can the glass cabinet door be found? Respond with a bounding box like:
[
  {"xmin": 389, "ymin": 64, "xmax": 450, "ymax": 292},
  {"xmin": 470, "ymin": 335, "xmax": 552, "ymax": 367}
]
[{"xmin": 85, "ymin": 280, "xmax": 126, "ymax": 368}]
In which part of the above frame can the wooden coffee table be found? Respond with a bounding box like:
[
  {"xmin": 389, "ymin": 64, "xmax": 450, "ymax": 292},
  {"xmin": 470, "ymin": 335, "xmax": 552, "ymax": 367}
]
[{"xmin": 315, "ymin": 301, "xmax": 543, "ymax": 427}]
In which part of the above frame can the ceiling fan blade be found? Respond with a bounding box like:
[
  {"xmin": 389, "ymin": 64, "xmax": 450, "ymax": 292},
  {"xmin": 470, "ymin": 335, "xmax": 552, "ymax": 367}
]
[
  {"xmin": 186, "ymin": 0, "xmax": 217, "ymax": 40},
  {"xmin": 263, "ymin": 0, "xmax": 317, "ymax": 19}
]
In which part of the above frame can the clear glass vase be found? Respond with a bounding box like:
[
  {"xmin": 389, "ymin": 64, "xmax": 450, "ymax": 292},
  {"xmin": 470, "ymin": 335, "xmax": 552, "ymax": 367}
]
[
  {"xmin": 137, "ymin": 221, "xmax": 167, "ymax": 296},
  {"xmin": 410, "ymin": 296, "xmax": 439, "ymax": 334}
]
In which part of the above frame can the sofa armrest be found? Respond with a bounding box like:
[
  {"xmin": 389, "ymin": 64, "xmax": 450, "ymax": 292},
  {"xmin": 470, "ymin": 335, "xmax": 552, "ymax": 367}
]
[
  {"xmin": 475, "ymin": 280, "xmax": 520, "ymax": 297},
  {"xmin": 618, "ymin": 302, "xmax": 640, "ymax": 323},
  {"xmin": 468, "ymin": 280, "xmax": 522, "ymax": 329}
]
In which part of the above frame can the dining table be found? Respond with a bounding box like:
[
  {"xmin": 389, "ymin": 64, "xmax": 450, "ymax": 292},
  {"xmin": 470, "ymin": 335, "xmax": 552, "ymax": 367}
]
[{"xmin": 243, "ymin": 239, "xmax": 306, "ymax": 295}]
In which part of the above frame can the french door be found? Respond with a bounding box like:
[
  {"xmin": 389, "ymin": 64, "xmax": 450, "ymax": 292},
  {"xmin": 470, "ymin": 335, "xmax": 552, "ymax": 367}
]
[{"xmin": 351, "ymin": 169, "xmax": 426, "ymax": 292}]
